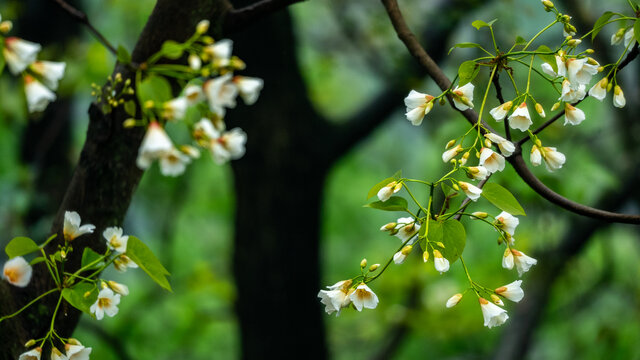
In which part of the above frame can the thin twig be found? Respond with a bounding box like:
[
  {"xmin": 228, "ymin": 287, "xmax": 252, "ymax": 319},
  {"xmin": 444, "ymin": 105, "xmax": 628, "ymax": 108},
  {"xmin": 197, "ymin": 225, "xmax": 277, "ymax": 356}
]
[
  {"xmin": 50, "ymin": 0, "xmax": 118, "ymax": 55},
  {"xmin": 380, "ymin": 0, "xmax": 640, "ymax": 224}
]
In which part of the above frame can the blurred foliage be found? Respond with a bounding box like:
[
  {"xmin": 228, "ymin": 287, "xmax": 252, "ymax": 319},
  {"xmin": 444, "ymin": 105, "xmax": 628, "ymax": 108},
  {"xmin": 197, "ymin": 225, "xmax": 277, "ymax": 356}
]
[{"xmin": 0, "ymin": 0, "xmax": 639, "ymax": 358}]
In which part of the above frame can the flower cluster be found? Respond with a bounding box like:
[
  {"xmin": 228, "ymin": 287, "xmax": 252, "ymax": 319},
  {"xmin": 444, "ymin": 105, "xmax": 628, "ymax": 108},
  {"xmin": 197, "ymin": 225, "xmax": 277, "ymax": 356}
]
[
  {"xmin": 20, "ymin": 338, "xmax": 92, "ymax": 360},
  {"xmin": 0, "ymin": 12, "xmax": 66, "ymax": 113}
]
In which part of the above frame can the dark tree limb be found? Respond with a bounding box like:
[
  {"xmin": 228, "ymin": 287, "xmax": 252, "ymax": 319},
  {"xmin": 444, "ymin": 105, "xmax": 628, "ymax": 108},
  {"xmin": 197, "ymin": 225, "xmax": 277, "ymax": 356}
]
[
  {"xmin": 223, "ymin": 0, "xmax": 306, "ymax": 33},
  {"xmin": 50, "ymin": 0, "xmax": 118, "ymax": 55}
]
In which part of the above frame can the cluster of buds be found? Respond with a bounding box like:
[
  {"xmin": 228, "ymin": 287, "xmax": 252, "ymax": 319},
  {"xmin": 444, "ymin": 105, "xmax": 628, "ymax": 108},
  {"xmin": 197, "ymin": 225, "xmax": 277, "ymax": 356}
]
[{"xmin": 91, "ymin": 73, "xmax": 134, "ymax": 112}]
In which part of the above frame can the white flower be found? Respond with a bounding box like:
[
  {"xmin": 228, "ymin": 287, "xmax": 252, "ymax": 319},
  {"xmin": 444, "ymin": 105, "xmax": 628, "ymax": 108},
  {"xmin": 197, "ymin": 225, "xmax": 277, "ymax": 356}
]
[
  {"xmin": 535, "ymin": 103, "xmax": 546, "ymax": 118},
  {"xmin": 479, "ymin": 297, "xmax": 509, "ymax": 328},
  {"xmin": 349, "ymin": 283, "xmax": 379, "ymax": 311},
  {"xmin": 107, "ymin": 280, "xmax": 129, "ymax": 296},
  {"xmin": 113, "ymin": 254, "xmax": 138, "ymax": 272},
  {"xmin": 318, "ymin": 280, "xmax": 353, "ymax": 316},
  {"xmin": 588, "ymin": 78, "xmax": 608, "ymax": 101},
  {"xmin": 459, "ymin": 181, "xmax": 482, "ymax": 201},
  {"xmin": 194, "ymin": 118, "xmax": 220, "ymax": 140},
  {"xmin": 489, "ymin": 101, "xmax": 512, "ymax": 121},
  {"xmin": 184, "ymin": 84, "xmax": 204, "ymax": 105},
  {"xmin": 446, "ymin": 293, "xmax": 463, "ymax": 308},
  {"xmin": 18, "ymin": 348, "xmax": 42, "ymax": 360},
  {"xmin": 66, "ymin": 344, "xmax": 92, "ymax": 360},
  {"xmin": 495, "ymin": 211, "xmax": 519, "ymax": 236},
  {"xmin": 24, "ymin": 75, "xmax": 56, "ymax": 113},
  {"xmin": 530, "ymin": 145, "xmax": 542, "ymax": 167},
  {"xmin": 564, "ymin": 103, "xmax": 585, "ymax": 126},
  {"xmin": 540, "ymin": 55, "xmax": 566, "ymax": 78},
  {"xmin": 188, "ymin": 53, "xmax": 202, "ymax": 70},
  {"xmin": 611, "ymin": 29, "xmax": 624, "ymax": 45},
  {"xmin": 442, "ymin": 144, "xmax": 462, "ymax": 163},
  {"xmin": 433, "ymin": 249, "xmax": 450, "ymax": 274},
  {"xmin": 233, "ymin": 76, "xmax": 264, "ymax": 105},
  {"xmin": 162, "ymin": 97, "xmax": 188, "ymax": 121},
  {"xmin": 467, "ymin": 166, "xmax": 489, "ymax": 181},
  {"xmin": 511, "ymin": 249, "xmax": 538, "ymax": 276},
  {"xmin": 136, "ymin": 122, "xmax": 173, "ymax": 170},
  {"xmin": 159, "ymin": 147, "xmax": 191, "ymax": 177},
  {"xmin": 90, "ymin": 288, "xmax": 121, "ymax": 320},
  {"xmin": 377, "ymin": 181, "xmax": 401, "ymax": 202},
  {"xmin": 196, "ymin": 19, "xmax": 210, "ymax": 34},
  {"xmin": 2, "ymin": 256, "xmax": 33, "ymax": 287},
  {"xmin": 203, "ymin": 73, "xmax": 238, "ymax": 117},
  {"xmin": 502, "ymin": 248, "xmax": 514, "ymax": 270},
  {"xmin": 451, "ymin": 83, "xmax": 474, "ymax": 111},
  {"xmin": 404, "ymin": 90, "xmax": 435, "ymax": 125},
  {"xmin": 508, "ymin": 102, "xmax": 532, "ymax": 131},
  {"xmin": 624, "ymin": 27, "xmax": 636, "ymax": 48},
  {"xmin": 479, "ymin": 147, "xmax": 505, "ymax": 173},
  {"xmin": 565, "ymin": 58, "xmax": 598, "ymax": 86},
  {"xmin": 559, "ymin": 79, "xmax": 586, "ymax": 103},
  {"xmin": 51, "ymin": 348, "xmax": 66, "ymax": 360},
  {"xmin": 395, "ymin": 217, "xmax": 420, "ymax": 241},
  {"xmin": 613, "ymin": 85, "xmax": 626, "ymax": 108},
  {"xmin": 484, "ymin": 133, "xmax": 515, "ymax": 156},
  {"xmin": 541, "ymin": 146, "xmax": 566, "ymax": 171},
  {"xmin": 204, "ymin": 39, "xmax": 233, "ymax": 65},
  {"xmin": 29, "ymin": 61, "xmax": 66, "ymax": 90},
  {"xmin": 495, "ymin": 280, "xmax": 524, "ymax": 302},
  {"xmin": 103, "ymin": 226, "xmax": 129, "ymax": 253},
  {"xmin": 3, "ymin": 37, "xmax": 41, "ymax": 75},
  {"xmin": 63, "ymin": 211, "xmax": 95, "ymax": 242},
  {"xmin": 394, "ymin": 245, "xmax": 413, "ymax": 265},
  {"xmin": 210, "ymin": 128, "xmax": 247, "ymax": 164}
]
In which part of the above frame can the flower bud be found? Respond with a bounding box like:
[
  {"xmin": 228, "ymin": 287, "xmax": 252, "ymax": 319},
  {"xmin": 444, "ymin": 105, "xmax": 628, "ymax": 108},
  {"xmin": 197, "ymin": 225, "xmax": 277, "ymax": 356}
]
[
  {"xmin": 484, "ymin": 139, "xmax": 492, "ymax": 148},
  {"xmin": 472, "ymin": 211, "xmax": 488, "ymax": 219},
  {"xmin": 422, "ymin": 251, "xmax": 430, "ymax": 263},
  {"xmin": 452, "ymin": 183, "xmax": 459, "ymax": 191},
  {"xmin": 144, "ymin": 100, "xmax": 155, "ymax": 109},
  {"xmin": 534, "ymin": 138, "xmax": 543, "ymax": 147},
  {"xmin": 491, "ymin": 294, "xmax": 504, "ymax": 305},
  {"xmin": 196, "ymin": 20, "xmax": 210, "ymax": 34},
  {"xmin": 381, "ymin": 222, "xmax": 397, "ymax": 231},
  {"xmin": 123, "ymin": 118, "xmax": 137, "ymax": 128},
  {"xmin": 401, "ymin": 245, "xmax": 413, "ymax": 255},
  {"xmin": 201, "ymin": 35, "xmax": 214, "ymax": 44},
  {"xmin": 535, "ymin": 103, "xmax": 546, "ymax": 117},
  {"xmin": 607, "ymin": 82, "xmax": 613, "ymax": 91},
  {"xmin": 360, "ymin": 258, "xmax": 367, "ymax": 268},
  {"xmin": 445, "ymin": 139, "xmax": 457, "ymax": 149},
  {"xmin": 83, "ymin": 291, "xmax": 92, "ymax": 298},
  {"xmin": 446, "ymin": 293, "xmax": 463, "ymax": 308},
  {"xmin": 393, "ymin": 182, "xmax": 403, "ymax": 193},
  {"xmin": 567, "ymin": 39, "xmax": 581, "ymax": 47},
  {"xmin": 0, "ymin": 20, "xmax": 13, "ymax": 34},
  {"xmin": 67, "ymin": 338, "xmax": 82, "ymax": 346},
  {"xmin": 550, "ymin": 102, "xmax": 561, "ymax": 111},
  {"xmin": 108, "ymin": 280, "xmax": 130, "ymax": 296},
  {"xmin": 369, "ymin": 264, "xmax": 380, "ymax": 272},
  {"xmin": 541, "ymin": 0, "xmax": 554, "ymax": 10},
  {"xmin": 585, "ymin": 48, "xmax": 594, "ymax": 54},
  {"xmin": 24, "ymin": 339, "xmax": 36, "ymax": 347},
  {"xmin": 439, "ymin": 97, "xmax": 446, "ymax": 105}
]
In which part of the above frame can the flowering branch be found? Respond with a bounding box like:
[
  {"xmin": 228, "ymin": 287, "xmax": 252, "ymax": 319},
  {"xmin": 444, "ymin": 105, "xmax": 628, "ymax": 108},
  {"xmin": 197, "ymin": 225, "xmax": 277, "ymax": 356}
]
[{"xmin": 380, "ymin": 0, "xmax": 640, "ymax": 224}]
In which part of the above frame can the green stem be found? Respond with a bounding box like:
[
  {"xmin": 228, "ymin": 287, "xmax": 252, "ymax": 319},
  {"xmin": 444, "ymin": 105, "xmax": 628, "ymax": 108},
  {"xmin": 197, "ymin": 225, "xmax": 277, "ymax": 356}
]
[
  {"xmin": 0, "ymin": 288, "xmax": 58, "ymax": 323},
  {"xmin": 523, "ymin": 20, "xmax": 558, "ymax": 51},
  {"xmin": 365, "ymin": 233, "xmax": 417, "ymax": 283}
]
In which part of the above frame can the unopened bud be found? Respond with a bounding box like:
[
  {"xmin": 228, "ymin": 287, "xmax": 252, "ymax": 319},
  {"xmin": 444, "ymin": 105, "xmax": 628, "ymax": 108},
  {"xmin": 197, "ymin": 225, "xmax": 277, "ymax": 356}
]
[
  {"xmin": 83, "ymin": 291, "xmax": 92, "ymax": 298},
  {"xmin": 360, "ymin": 258, "xmax": 367, "ymax": 268},
  {"xmin": 393, "ymin": 182, "xmax": 403, "ymax": 193},
  {"xmin": 535, "ymin": 103, "xmax": 546, "ymax": 117},
  {"xmin": 607, "ymin": 82, "xmax": 613, "ymax": 91},
  {"xmin": 567, "ymin": 39, "xmax": 581, "ymax": 47},
  {"xmin": 100, "ymin": 281, "xmax": 108, "ymax": 289},
  {"xmin": 445, "ymin": 140, "xmax": 457, "ymax": 149},
  {"xmin": 381, "ymin": 222, "xmax": 397, "ymax": 231},
  {"xmin": 123, "ymin": 118, "xmax": 137, "ymax": 128},
  {"xmin": 561, "ymin": 15, "xmax": 571, "ymax": 23},
  {"xmin": 201, "ymin": 35, "xmax": 214, "ymax": 44},
  {"xmin": 586, "ymin": 57, "xmax": 598, "ymax": 66},
  {"xmin": 196, "ymin": 19, "xmax": 210, "ymax": 34},
  {"xmin": 597, "ymin": 66, "xmax": 604, "ymax": 73},
  {"xmin": 60, "ymin": 250, "xmax": 66, "ymax": 259},
  {"xmin": 472, "ymin": 211, "xmax": 488, "ymax": 219},
  {"xmin": 369, "ymin": 264, "xmax": 380, "ymax": 272},
  {"xmin": 67, "ymin": 338, "xmax": 82, "ymax": 346},
  {"xmin": 490, "ymin": 294, "xmax": 503, "ymax": 305},
  {"xmin": 484, "ymin": 139, "xmax": 492, "ymax": 148},
  {"xmin": 542, "ymin": 0, "xmax": 554, "ymax": 10},
  {"xmin": 614, "ymin": 85, "xmax": 623, "ymax": 96},
  {"xmin": 550, "ymin": 102, "xmax": 561, "ymax": 111},
  {"xmin": 24, "ymin": 339, "xmax": 36, "ymax": 348},
  {"xmin": 144, "ymin": 100, "xmax": 155, "ymax": 109},
  {"xmin": 0, "ymin": 20, "xmax": 13, "ymax": 34},
  {"xmin": 401, "ymin": 245, "xmax": 413, "ymax": 255},
  {"xmin": 475, "ymin": 150, "xmax": 481, "ymax": 159},
  {"xmin": 446, "ymin": 293, "xmax": 463, "ymax": 308},
  {"xmin": 452, "ymin": 183, "xmax": 459, "ymax": 191},
  {"xmin": 585, "ymin": 48, "xmax": 594, "ymax": 54},
  {"xmin": 422, "ymin": 251, "xmax": 430, "ymax": 263},
  {"xmin": 439, "ymin": 97, "xmax": 446, "ymax": 105},
  {"xmin": 534, "ymin": 138, "xmax": 543, "ymax": 147},
  {"xmin": 436, "ymin": 242, "xmax": 445, "ymax": 248}
]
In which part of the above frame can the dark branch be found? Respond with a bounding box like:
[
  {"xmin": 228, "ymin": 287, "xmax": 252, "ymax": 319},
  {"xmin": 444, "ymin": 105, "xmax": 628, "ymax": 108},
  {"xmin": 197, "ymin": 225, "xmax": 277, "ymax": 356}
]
[
  {"xmin": 223, "ymin": 0, "xmax": 306, "ymax": 34},
  {"xmin": 380, "ymin": 0, "xmax": 640, "ymax": 224},
  {"xmin": 50, "ymin": 0, "xmax": 118, "ymax": 55}
]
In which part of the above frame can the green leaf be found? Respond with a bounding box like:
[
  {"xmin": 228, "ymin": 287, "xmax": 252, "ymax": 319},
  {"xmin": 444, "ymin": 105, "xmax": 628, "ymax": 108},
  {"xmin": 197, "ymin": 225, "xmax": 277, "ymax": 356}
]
[
  {"xmin": 634, "ymin": 19, "xmax": 640, "ymax": 44},
  {"xmin": 81, "ymin": 248, "xmax": 103, "ymax": 269},
  {"xmin": 536, "ymin": 45, "xmax": 557, "ymax": 73},
  {"xmin": 481, "ymin": 183, "xmax": 526, "ymax": 216},
  {"xmin": 366, "ymin": 170, "xmax": 402, "ymax": 199},
  {"xmin": 161, "ymin": 40, "xmax": 184, "ymax": 60},
  {"xmin": 62, "ymin": 283, "xmax": 98, "ymax": 315},
  {"xmin": 117, "ymin": 45, "xmax": 131, "ymax": 65},
  {"xmin": 363, "ymin": 196, "xmax": 408, "ymax": 212},
  {"xmin": 124, "ymin": 100, "xmax": 137, "ymax": 117},
  {"xmin": 126, "ymin": 236, "xmax": 172, "ymax": 292},
  {"xmin": 137, "ymin": 75, "xmax": 172, "ymax": 105},
  {"xmin": 471, "ymin": 19, "xmax": 497, "ymax": 30},
  {"xmin": 448, "ymin": 42, "xmax": 483, "ymax": 55},
  {"xmin": 458, "ymin": 60, "xmax": 479, "ymax": 86},
  {"xmin": 5, "ymin": 237, "xmax": 40, "ymax": 258},
  {"xmin": 514, "ymin": 36, "xmax": 527, "ymax": 45},
  {"xmin": 30, "ymin": 257, "xmax": 46, "ymax": 265},
  {"xmin": 592, "ymin": 12, "xmax": 614, "ymax": 41},
  {"xmin": 440, "ymin": 219, "xmax": 466, "ymax": 264}
]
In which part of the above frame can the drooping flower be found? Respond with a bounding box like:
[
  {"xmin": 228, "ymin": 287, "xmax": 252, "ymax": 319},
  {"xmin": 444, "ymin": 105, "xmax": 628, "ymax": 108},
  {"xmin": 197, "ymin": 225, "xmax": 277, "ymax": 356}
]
[
  {"xmin": 233, "ymin": 76, "xmax": 264, "ymax": 105},
  {"xmin": 24, "ymin": 75, "xmax": 56, "ymax": 113},
  {"xmin": 511, "ymin": 249, "xmax": 538, "ymax": 276},
  {"xmin": 393, "ymin": 245, "xmax": 413, "ymax": 265},
  {"xmin": 624, "ymin": 27, "xmax": 636, "ymax": 48},
  {"xmin": 204, "ymin": 39, "xmax": 233, "ymax": 66},
  {"xmin": 349, "ymin": 283, "xmax": 379, "ymax": 311},
  {"xmin": 377, "ymin": 181, "xmax": 402, "ymax": 202},
  {"xmin": 541, "ymin": 146, "xmax": 566, "ymax": 171},
  {"xmin": 210, "ymin": 128, "xmax": 247, "ymax": 165},
  {"xmin": 535, "ymin": 103, "xmax": 546, "ymax": 118},
  {"xmin": 404, "ymin": 90, "xmax": 435, "ymax": 126},
  {"xmin": 495, "ymin": 211, "xmax": 519, "ymax": 236},
  {"xmin": 564, "ymin": 103, "xmax": 585, "ymax": 126},
  {"xmin": 502, "ymin": 248, "xmax": 514, "ymax": 270},
  {"xmin": 565, "ymin": 57, "xmax": 598, "ymax": 86},
  {"xmin": 318, "ymin": 279, "xmax": 353, "ymax": 316},
  {"xmin": 588, "ymin": 78, "xmax": 608, "ymax": 101},
  {"xmin": 184, "ymin": 84, "xmax": 204, "ymax": 105},
  {"xmin": 489, "ymin": 101, "xmax": 513, "ymax": 121},
  {"xmin": 530, "ymin": 145, "xmax": 542, "ymax": 167},
  {"xmin": 433, "ymin": 249, "xmax": 450, "ymax": 274},
  {"xmin": 484, "ymin": 133, "xmax": 515, "ymax": 157},
  {"xmin": 540, "ymin": 55, "xmax": 566, "ymax": 78},
  {"xmin": 442, "ymin": 144, "xmax": 462, "ymax": 163},
  {"xmin": 479, "ymin": 297, "xmax": 509, "ymax": 328},
  {"xmin": 136, "ymin": 122, "xmax": 173, "ymax": 170},
  {"xmin": 90, "ymin": 288, "xmax": 121, "ymax": 320},
  {"xmin": 103, "ymin": 226, "xmax": 129, "ymax": 253},
  {"xmin": 451, "ymin": 83, "xmax": 474, "ymax": 111},
  {"xmin": 479, "ymin": 147, "xmax": 505, "ymax": 173},
  {"xmin": 395, "ymin": 217, "xmax": 420, "ymax": 241},
  {"xmin": 18, "ymin": 347, "xmax": 42, "ymax": 360},
  {"xmin": 611, "ymin": 28, "xmax": 625, "ymax": 45},
  {"xmin": 467, "ymin": 166, "xmax": 489, "ymax": 181},
  {"xmin": 507, "ymin": 102, "xmax": 532, "ymax": 131},
  {"xmin": 107, "ymin": 280, "xmax": 130, "ymax": 296},
  {"xmin": 459, "ymin": 181, "xmax": 482, "ymax": 201},
  {"xmin": 2, "ymin": 256, "xmax": 33, "ymax": 287},
  {"xmin": 66, "ymin": 343, "xmax": 92, "ymax": 360},
  {"xmin": 613, "ymin": 85, "xmax": 626, "ymax": 108},
  {"xmin": 3, "ymin": 37, "xmax": 41, "ymax": 75},
  {"xmin": 50, "ymin": 348, "xmax": 66, "ymax": 360},
  {"xmin": 162, "ymin": 96, "xmax": 189, "ymax": 121},
  {"xmin": 159, "ymin": 147, "xmax": 191, "ymax": 177},
  {"xmin": 63, "ymin": 211, "xmax": 95, "ymax": 242},
  {"xmin": 446, "ymin": 293, "xmax": 463, "ymax": 308},
  {"xmin": 495, "ymin": 280, "xmax": 524, "ymax": 302},
  {"xmin": 29, "ymin": 61, "xmax": 66, "ymax": 90},
  {"xmin": 203, "ymin": 73, "xmax": 238, "ymax": 117},
  {"xmin": 559, "ymin": 79, "xmax": 586, "ymax": 103},
  {"xmin": 113, "ymin": 254, "xmax": 138, "ymax": 272}
]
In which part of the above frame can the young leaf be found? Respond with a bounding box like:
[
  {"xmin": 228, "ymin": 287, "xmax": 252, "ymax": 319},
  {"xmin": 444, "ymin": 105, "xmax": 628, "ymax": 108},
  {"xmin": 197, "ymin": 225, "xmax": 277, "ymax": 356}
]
[
  {"xmin": 161, "ymin": 40, "xmax": 184, "ymax": 60},
  {"xmin": 635, "ymin": 19, "xmax": 640, "ymax": 44},
  {"xmin": 440, "ymin": 219, "xmax": 466, "ymax": 264},
  {"xmin": 448, "ymin": 42, "xmax": 483, "ymax": 55},
  {"xmin": 458, "ymin": 60, "xmax": 479, "ymax": 86},
  {"xmin": 363, "ymin": 196, "xmax": 408, "ymax": 212},
  {"xmin": 137, "ymin": 75, "xmax": 172, "ymax": 105},
  {"xmin": 5, "ymin": 237, "xmax": 40, "ymax": 258},
  {"xmin": 471, "ymin": 19, "xmax": 497, "ymax": 30},
  {"xmin": 126, "ymin": 236, "xmax": 172, "ymax": 292},
  {"xmin": 366, "ymin": 170, "xmax": 402, "ymax": 199},
  {"xmin": 30, "ymin": 257, "xmax": 46, "ymax": 265},
  {"xmin": 117, "ymin": 45, "xmax": 131, "ymax": 65},
  {"xmin": 81, "ymin": 248, "xmax": 103, "ymax": 269},
  {"xmin": 514, "ymin": 36, "xmax": 527, "ymax": 45},
  {"xmin": 481, "ymin": 183, "xmax": 526, "ymax": 216},
  {"xmin": 591, "ymin": 12, "xmax": 614, "ymax": 41},
  {"xmin": 124, "ymin": 100, "xmax": 137, "ymax": 117},
  {"xmin": 536, "ymin": 45, "xmax": 557, "ymax": 73},
  {"xmin": 62, "ymin": 283, "xmax": 98, "ymax": 315}
]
